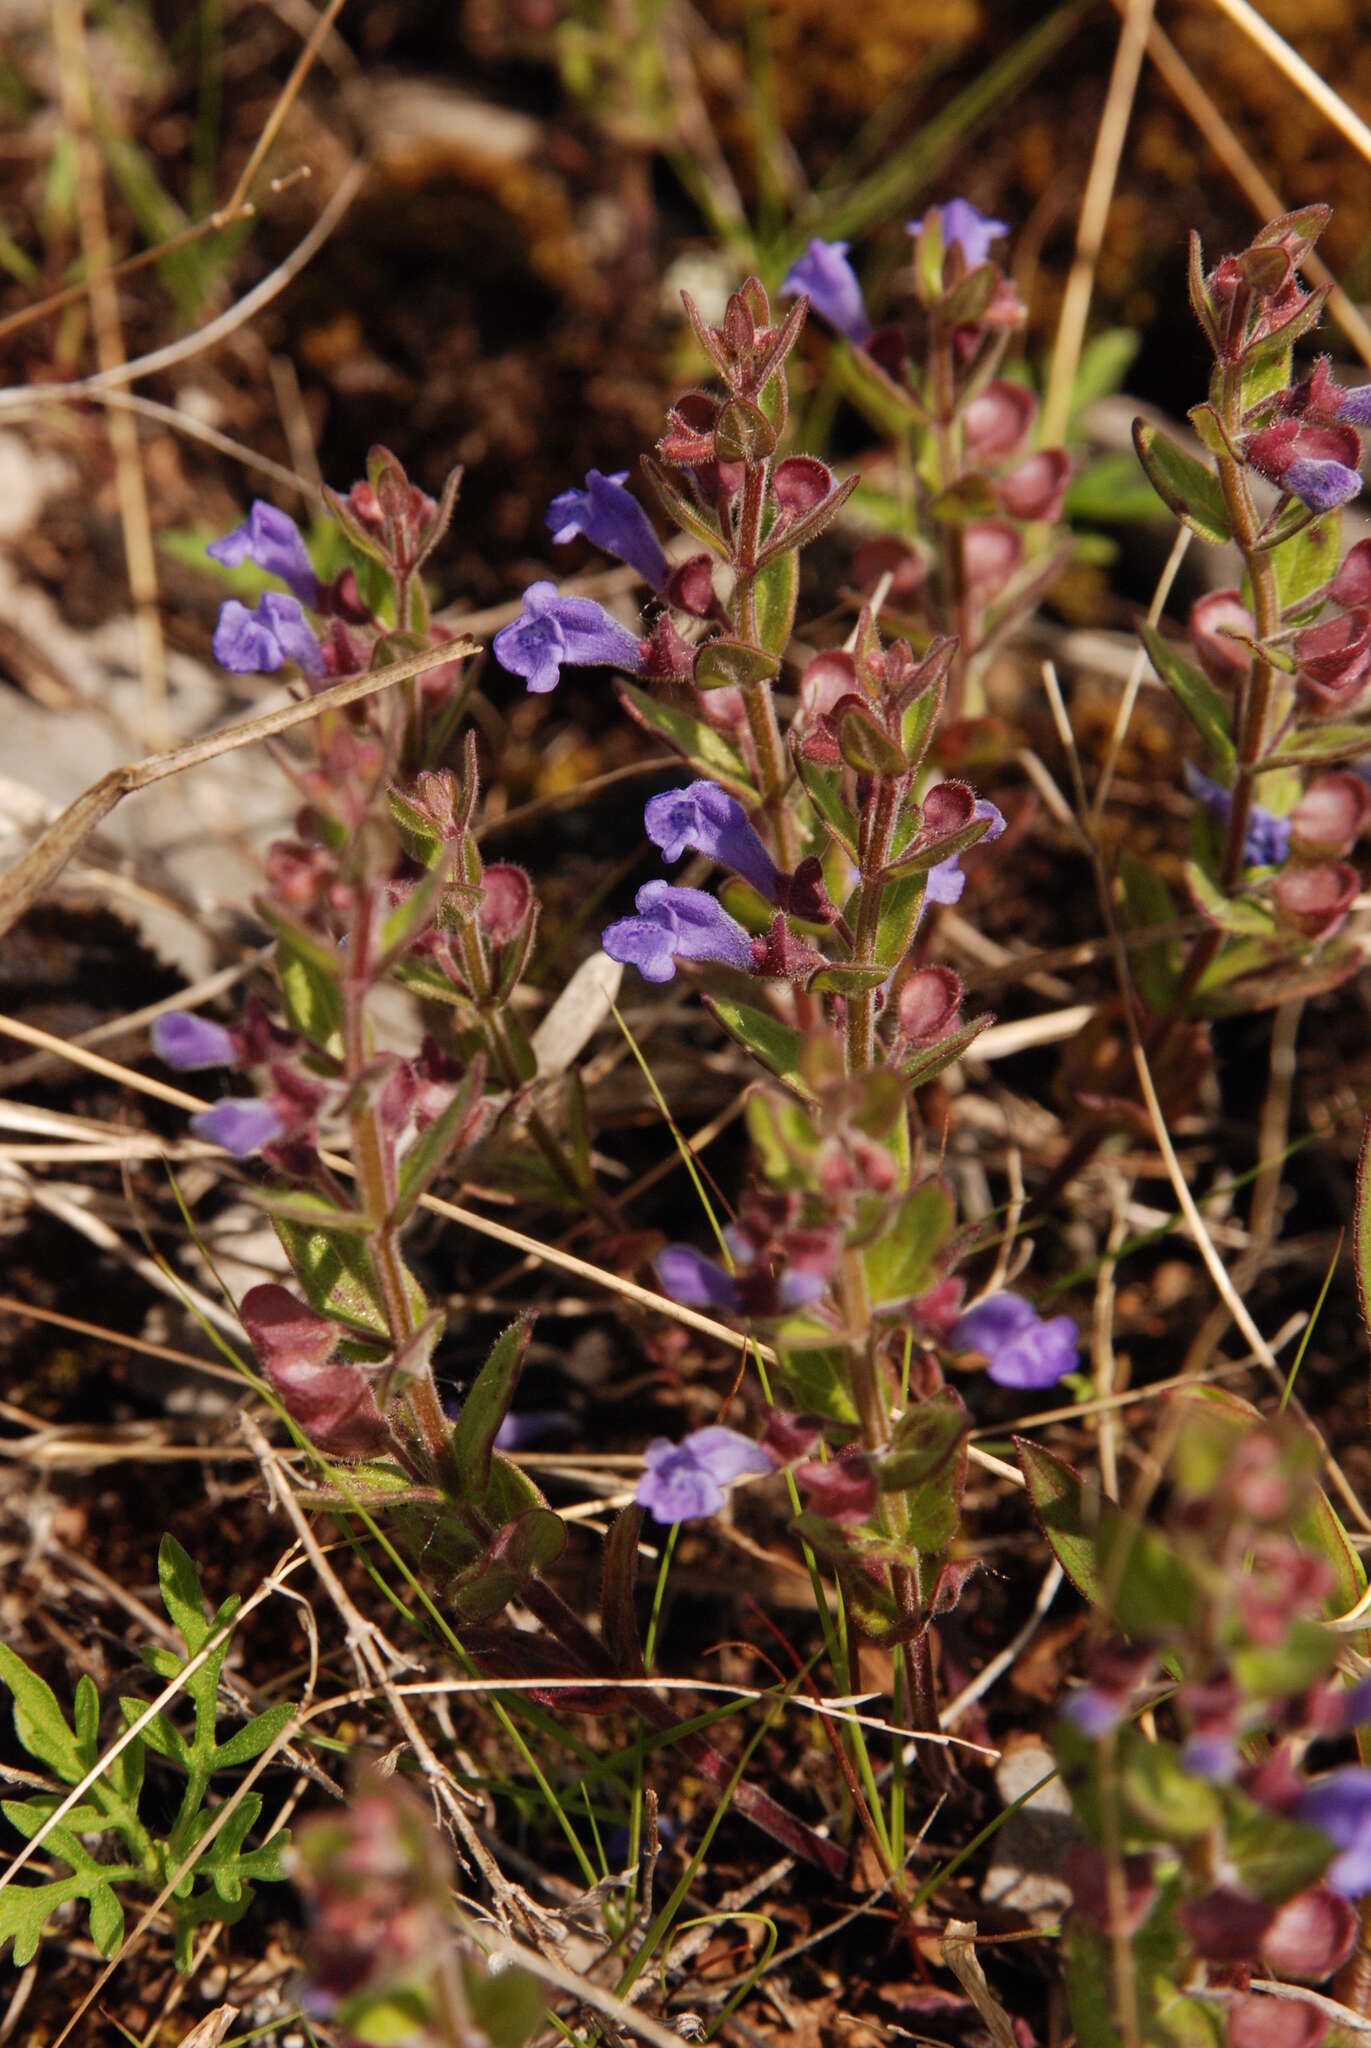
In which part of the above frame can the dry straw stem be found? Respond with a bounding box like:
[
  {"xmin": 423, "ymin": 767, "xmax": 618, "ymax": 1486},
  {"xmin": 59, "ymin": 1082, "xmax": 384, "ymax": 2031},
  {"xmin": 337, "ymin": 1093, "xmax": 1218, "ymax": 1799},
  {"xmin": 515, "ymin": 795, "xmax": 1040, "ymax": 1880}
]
[
  {"xmin": 1040, "ymin": 0, "xmax": 1156, "ymax": 445},
  {"xmin": 1204, "ymin": 0, "xmax": 1371, "ymax": 172},
  {"xmin": 0, "ymin": 637, "xmax": 474, "ymax": 939},
  {"xmin": 52, "ymin": 0, "xmax": 167, "ymax": 749},
  {"xmin": 0, "ymin": 151, "xmax": 368, "ymax": 422},
  {"xmin": 0, "ymin": 1010, "xmax": 1025, "ymax": 1487}
]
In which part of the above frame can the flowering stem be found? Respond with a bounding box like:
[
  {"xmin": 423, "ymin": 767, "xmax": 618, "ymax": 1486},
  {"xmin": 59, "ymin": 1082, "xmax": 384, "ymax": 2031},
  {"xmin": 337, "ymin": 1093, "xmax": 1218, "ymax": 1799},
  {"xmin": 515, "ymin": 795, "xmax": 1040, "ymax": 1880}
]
[
  {"xmin": 845, "ymin": 775, "xmax": 902, "ymax": 1070},
  {"xmin": 341, "ymin": 906, "xmax": 454, "ymax": 1475},
  {"xmin": 732, "ymin": 448, "xmax": 797, "ymax": 868},
  {"xmin": 930, "ymin": 322, "xmax": 971, "ymax": 716},
  {"xmin": 1215, "ymin": 364, "xmax": 1282, "ymax": 895}
]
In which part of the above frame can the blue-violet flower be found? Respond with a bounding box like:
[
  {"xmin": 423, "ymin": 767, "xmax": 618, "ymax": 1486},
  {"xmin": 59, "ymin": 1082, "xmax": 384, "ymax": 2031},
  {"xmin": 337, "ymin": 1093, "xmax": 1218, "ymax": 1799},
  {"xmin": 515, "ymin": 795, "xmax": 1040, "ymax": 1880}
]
[
  {"xmin": 492, "ymin": 580, "xmax": 643, "ymax": 695},
  {"xmin": 153, "ymin": 1012, "xmax": 237, "ymax": 1071},
  {"xmin": 779, "ymin": 239, "xmax": 870, "ymax": 346},
  {"xmin": 214, "ymin": 593, "xmax": 324, "ymax": 676},
  {"xmin": 950, "ymin": 1292, "xmax": 1079, "ymax": 1390},
  {"xmin": 207, "ymin": 501, "xmax": 319, "ymax": 605},
  {"xmin": 926, "ymin": 800, "xmax": 1006, "ymax": 906},
  {"xmin": 547, "ymin": 470, "xmax": 666, "ymax": 592},
  {"xmin": 644, "ymin": 781, "xmax": 779, "ymax": 901},
  {"xmin": 933, "ymin": 199, "xmax": 1010, "ymax": 270},
  {"xmin": 602, "ymin": 881, "xmax": 754, "ymax": 983},
  {"xmin": 655, "ymin": 1241, "xmax": 828, "ymax": 1315},
  {"xmin": 1296, "ymin": 1768, "xmax": 1371, "ymax": 1897},
  {"xmin": 191, "ymin": 1097, "xmax": 285, "ymax": 1158},
  {"xmin": 1186, "ymin": 764, "xmax": 1291, "ymax": 868},
  {"xmin": 636, "ymin": 1426, "xmax": 774, "ymax": 1524}
]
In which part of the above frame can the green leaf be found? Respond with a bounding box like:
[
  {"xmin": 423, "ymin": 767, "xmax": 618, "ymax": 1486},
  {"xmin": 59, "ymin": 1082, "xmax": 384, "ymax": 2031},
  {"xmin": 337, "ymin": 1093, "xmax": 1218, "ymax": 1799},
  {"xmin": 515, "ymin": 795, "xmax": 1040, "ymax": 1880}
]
[
  {"xmin": 1223, "ymin": 1791, "xmax": 1332, "ymax": 1901},
  {"xmin": 1063, "ymin": 451, "xmax": 1171, "ymax": 526},
  {"xmin": 898, "ymin": 1015, "xmax": 992, "ymax": 1088},
  {"xmin": 1063, "ymin": 1916, "xmax": 1122, "ymax": 2048},
  {"xmin": 791, "ymin": 749, "xmax": 858, "ymax": 859},
  {"xmin": 213, "ymin": 1703, "xmax": 296, "ymax": 1771},
  {"xmin": 863, "ymin": 1184, "xmax": 953, "ymax": 1308},
  {"xmin": 274, "ymin": 1198, "xmax": 410, "ymax": 1340},
  {"xmin": 0, "ymin": 1643, "xmax": 82, "ymax": 1782},
  {"xmin": 837, "ymin": 701, "xmax": 906, "ymax": 777},
  {"xmin": 754, "ymin": 544, "xmax": 798, "ymax": 658},
  {"xmin": 1069, "ymin": 328, "xmax": 1140, "ymax": 418},
  {"xmin": 879, "ymin": 1386, "xmax": 967, "ymax": 1550},
  {"xmin": 882, "ymin": 812, "xmax": 992, "ymax": 882},
  {"xmin": 641, "ymin": 457, "xmax": 731, "ymax": 560},
  {"xmin": 1117, "ymin": 851, "xmax": 1182, "ymax": 1010},
  {"xmin": 73, "ymin": 1673, "xmax": 99, "ymax": 1762},
  {"xmin": 772, "ymin": 1345, "xmax": 859, "ymax": 1425},
  {"xmin": 1017, "ymin": 1439, "xmax": 1108, "ymax": 1606},
  {"xmin": 704, "ymin": 995, "xmax": 810, "ymax": 1092},
  {"xmin": 86, "ymin": 1883, "xmax": 124, "ymax": 1958},
  {"xmin": 693, "ymin": 638, "xmax": 781, "ymax": 692},
  {"xmin": 1138, "ymin": 624, "xmax": 1234, "ymax": 765},
  {"xmin": 159, "ymin": 1535, "xmax": 211, "ymax": 1656},
  {"xmin": 1131, "ymin": 421, "xmax": 1232, "ymax": 544},
  {"xmin": 118, "ymin": 1696, "xmax": 188, "ymax": 1766},
  {"xmin": 1121, "ymin": 1736, "xmax": 1220, "ymax": 1842},
  {"xmin": 1263, "ymin": 721, "xmax": 1371, "ymax": 768},
  {"xmin": 462, "ymin": 1954, "xmax": 546, "ymax": 2048},
  {"xmin": 1269, "ymin": 508, "xmax": 1342, "ymax": 615},
  {"xmin": 615, "ymin": 680, "xmax": 753, "ymax": 795},
  {"xmin": 1185, "ymin": 860, "xmax": 1275, "ymax": 936},
  {"xmin": 452, "ymin": 1317, "xmax": 533, "ymax": 1510},
  {"xmin": 872, "ymin": 873, "xmax": 926, "ymax": 969},
  {"xmin": 451, "ymin": 1509, "xmax": 567, "ymax": 1622}
]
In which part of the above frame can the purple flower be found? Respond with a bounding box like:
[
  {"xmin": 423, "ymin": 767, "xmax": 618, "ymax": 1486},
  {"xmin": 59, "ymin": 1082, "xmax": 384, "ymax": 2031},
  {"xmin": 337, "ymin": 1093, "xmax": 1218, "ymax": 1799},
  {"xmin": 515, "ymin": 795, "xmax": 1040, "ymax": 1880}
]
[
  {"xmin": 635, "ymin": 1425, "xmax": 774, "ymax": 1524},
  {"xmin": 547, "ymin": 470, "xmax": 666, "ymax": 592},
  {"xmin": 1333, "ymin": 383, "xmax": 1371, "ymax": 426},
  {"xmin": 1182, "ymin": 1733, "xmax": 1240, "ymax": 1784},
  {"xmin": 1185, "ymin": 764, "xmax": 1291, "ymax": 868},
  {"xmin": 152, "ymin": 1012, "xmax": 237, "ymax": 1071},
  {"xmin": 779, "ymin": 239, "xmax": 870, "ymax": 346},
  {"xmin": 1284, "ymin": 457, "xmax": 1364, "ymax": 512},
  {"xmin": 602, "ymin": 881, "xmax": 754, "ymax": 983},
  {"xmin": 493, "ymin": 1409, "xmax": 574, "ymax": 1450},
  {"xmin": 950, "ymin": 1292, "xmax": 1079, "ymax": 1390},
  {"xmin": 925, "ymin": 800, "xmax": 1006, "ymax": 906},
  {"xmin": 931, "ymin": 200, "xmax": 1010, "ymax": 270},
  {"xmin": 655, "ymin": 1240, "xmax": 828, "ymax": 1315},
  {"xmin": 207, "ymin": 501, "xmax": 319, "ymax": 605},
  {"xmin": 1063, "ymin": 1686, "xmax": 1124, "ymax": 1738},
  {"xmin": 191, "ymin": 1097, "xmax": 285, "ymax": 1158},
  {"xmin": 213, "ymin": 593, "xmax": 324, "ymax": 676},
  {"xmin": 1296, "ymin": 1768, "xmax": 1371, "ymax": 1897},
  {"xmin": 492, "ymin": 580, "xmax": 644, "ymax": 695},
  {"xmin": 657, "ymin": 1244, "xmax": 742, "ymax": 1310},
  {"xmin": 645, "ymin": 781, "xmax": 779, "ymax": 902}
]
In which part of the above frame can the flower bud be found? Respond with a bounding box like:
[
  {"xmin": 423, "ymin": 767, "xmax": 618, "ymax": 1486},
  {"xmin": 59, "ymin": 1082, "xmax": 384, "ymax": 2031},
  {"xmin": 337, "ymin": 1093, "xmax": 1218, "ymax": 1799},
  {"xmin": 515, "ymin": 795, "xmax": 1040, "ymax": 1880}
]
[
  {"xmin": 996, "ymin": 449, "xmax": 1071, "ymax": 522},
  {"xmin": 1290, "ymin": 773, "xmax": 1370, "ymax": 857},
  {"xmin": 1272, "ymin": 862, "xmax": 1359, "ymax": 938},
  {"xmin": 479, "ymin": 863, "xmax": 533, "ymax": 943},
  {"xmin": 1329, "ymin": 537, "xmax": 1371, "ymax": 608},
  {"xmin": 897, "ymin": 966, "xmax": 964, "ymax": 1045},
  {"xmin": 1260, "ymin": 1887, "xmax": 1358, "ymax": 1982},
  {"xmin": 963, "ymin": 521, "xmax": 1023, "ymax": 591},
  {"xmin": 961, "ymin": 380, "xmax": 1036, "ymax": 463},
  {"xmin": 1190, "ymin": 589, "xmax": 1256, "ymax": 689}
]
